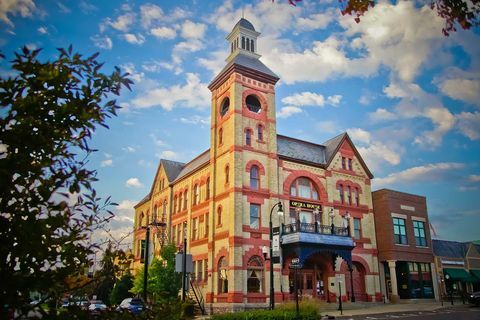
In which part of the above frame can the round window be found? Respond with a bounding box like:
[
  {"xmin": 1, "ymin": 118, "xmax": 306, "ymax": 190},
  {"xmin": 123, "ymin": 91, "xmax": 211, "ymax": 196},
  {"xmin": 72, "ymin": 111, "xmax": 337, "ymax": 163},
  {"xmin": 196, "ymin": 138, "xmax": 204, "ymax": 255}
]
[
  {"xmin": 245, "ymin": 95, "xmax": 261, "ymax": 113},
  {"xmin": 220, "ymin": 97, "xmax": 230, "ymax": 116}
]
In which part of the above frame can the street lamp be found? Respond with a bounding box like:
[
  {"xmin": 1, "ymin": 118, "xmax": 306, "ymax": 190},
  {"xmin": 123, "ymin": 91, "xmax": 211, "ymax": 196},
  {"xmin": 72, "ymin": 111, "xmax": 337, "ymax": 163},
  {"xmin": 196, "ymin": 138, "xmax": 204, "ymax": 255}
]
[
  {"xmin": 329, "ymin": 208, "xmax": 335, "ymax": 234},
  {"xmin": 343, "ymin": 211, "xmax": 355, "ymax": 302},
  {"xmin": 142, "ymin": 220, "xmax": 166, "ymax": 303},
  {"xmin": 269, "ymin": 201, "xmax": 284, "ymax": 310},
  {"xmin": 313, "ymin": 207, "xmax": 321, "ymax": 232}
]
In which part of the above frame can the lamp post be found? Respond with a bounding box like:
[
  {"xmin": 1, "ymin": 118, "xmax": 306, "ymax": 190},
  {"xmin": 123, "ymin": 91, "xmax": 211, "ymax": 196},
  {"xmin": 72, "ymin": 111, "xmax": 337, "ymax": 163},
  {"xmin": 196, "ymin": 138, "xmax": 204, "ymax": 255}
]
[
  {"xmin": 313, "ymin": 207, "xmax": 320, "ymax": 233},
  {"xmin": 182, "ymin": 221, "xmax": 187, "ymax": 302},
  {"xmin": 269, "ymin": 201, "xmax": 284, "ymax": 310},
  {"xmin": 343, "ymin": 211, "xmax": 355, "ymax": 303},
  {"xmin": 329, "ymin": 208, "xmax": 335, "ymax": 234},
  {"xmin": 142, "ymin": 221, "xmax": 166, "ymax": 303}
]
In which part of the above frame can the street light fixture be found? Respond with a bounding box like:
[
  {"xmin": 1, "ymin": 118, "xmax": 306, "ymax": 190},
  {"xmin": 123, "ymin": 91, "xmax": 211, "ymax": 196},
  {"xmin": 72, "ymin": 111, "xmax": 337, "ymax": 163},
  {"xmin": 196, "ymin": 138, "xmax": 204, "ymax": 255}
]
[
  {"xmin": 269, "ymin": 201, "xmax": 284, "ymax": 310},
  {"xmin": 329, "ymin": 208, "xmax": 335, "ymax": 234},
  {"xmin": 343, "ymin": 211, "xmax": 355, "ymax": 302}
]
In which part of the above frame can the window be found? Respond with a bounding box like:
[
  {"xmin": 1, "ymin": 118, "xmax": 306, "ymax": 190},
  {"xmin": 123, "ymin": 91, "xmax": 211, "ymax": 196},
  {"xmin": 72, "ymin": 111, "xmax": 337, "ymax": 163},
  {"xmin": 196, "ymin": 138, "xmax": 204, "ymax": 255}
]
[
  {"xmin": 206, "ymin": 177, "xmax": 210, "ymax": 200},
  {"xmin": 245, "ymin": 95, "xmax": 261, "ymax": 113},
  {"xmin": 251, "ymin": 39, "xmax": 254, "ymax": 52},
  {"xmin": 173, "ymin": 196, "xmax": 177, "ymax": 213},
  {"xmin": 250, "ymin": 165, "xmax": 259, "ymax": 190},
  {"xmin": 204, "ymin": 259, "xmax": 208, "ymax": 281},
  {"xmin": 347, "ymin": 186, "xmax": 352, "ymax": 205},
  {"xmin": 172, "ymin": 225, "xmax": 177, "ymax": 244},
  {"xmin": 218, "ymin": 257, "xmax": 228, "ymax": 293},
  {"xmin": 247, "ymin": 256, "xmax": 264, "ymax": 293},
  {"xmin": 338, "ymin": 184, "xmax": 344, "ymax": 203},
  {"xmin": 241, "ymin": 36, "xmax": 245, "ymax": 49},
  {"xmin": 355, "ymin": 188, "xmax": 359, "ymax": 206},
  {"xmin": 192, "ymin": 218, "xmax": 198, "ymax": 240},
  {"xmin": 178, "ymin": 193, "xmax": 183, "ymax": 212},
  {"xmin": 342, "ymin": 157, "xmax": 346, "ymax": 169},
  {"xmin": 177, "ymin": 225, "xmax": 181, "ymax": 244},
  {"xmin": 290, "ymin": 177, "xmax": 319, "ymax": 200},
  {"xmin": 205, "ymin": 213, "xmax": 209, "ymax": 236},
  {"xmin": 197, "ymin": 260, "xmax": 203, "ymax": 281},
  {"xmin": 250, "ymin": 204, "xmax": 260, "ymax": 229},
  {"xmin": 183, "ymin": 191, "xmax": 188, "ymax": 210},
  {"xmin": 153, "ymin": 206, "xmax": 158, "ymax": 222},
  {"xmin": 219, "ymin": 128, "xmax": 223, "ymax": 145},
  {"xmin": 353, "ymin": 218, "xmax": 361, "ymax": 239},
  {"xmin": 393, "ymin": 217, "xmax": 407, "ymax": 244},
  {"xmin": 257, "ymin": 125, "xmax": 263, "ymax": 141},
  {"xmin": 217, "ymin": 206, "xmax": 222, "ymax": 226},
  {"xmin": 140, "ymin": 240, "xmax": 146, "ymax": 261},
  {"xmin": 193, "ymin": 184, "xmax": 200, "ymax": 205},
  {"xmin": 246, "ymin": 129, "xmax": 252, "ymax": 146},
  {"xmin": 348, "ymin": 158, "xmax": 353, "ymax": 171},
  {"xmin": 220, "ymin": 97, "xmax": 229, "ymax": 116},
  {"xmin": 246, "ymin": 37, "xmax": 250, "ymax": 50},
  {"xmin": 192, "ymin": 261, "xmax": 197, "ymax": 281},
  {"xmin": 413, "ymin": 220, "xmax": 427, "ymax": 247},
  {"xmin": 225, "ymin": 165, "xmax": 229, "ymax": 184}
]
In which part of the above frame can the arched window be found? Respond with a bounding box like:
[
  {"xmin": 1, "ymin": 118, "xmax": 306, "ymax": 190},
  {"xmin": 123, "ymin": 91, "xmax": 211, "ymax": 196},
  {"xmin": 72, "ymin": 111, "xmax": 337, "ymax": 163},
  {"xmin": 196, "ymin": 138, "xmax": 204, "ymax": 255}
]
[
  {"xmin": 178, "ymin": 193, "xmax": 183, "ymax": 211},
  {"xmin": 355, "ymin": 187, "xmax": 359, "ymax": 206},
  {"xmin": 153, "ymin": 205, "xmax": 158, "ymax": 222},
  {"xmin": 247, "ymin": 256, "xmax": 264, "ymax": 293},
  {"xmin": 206, "ymin": 177, "xmax": 210, "ymax": 200},
  {"xmin": 347, "ymin": 186, "xmax": 352, "ymax": 205},
  {"xmin": 173, "ymin": 196, "xmax": 177, "ymax": 213},
  {"xmin": 217, "ymin": 206, "xmax": 222, "ymax": 225},
  {"xmin": 257, "ymin": 125, "xmax": 263, "ymax": 141},
  {"xmin": 246, "ymin": 129, "xmax": 252, "ymax": 146},
  {"xmin": 183, "ymin": 190, "xmax": 188, "ymax": 210},
  {"xmin": 290, "ymin": 177, "xmax": 319, "ymax": 200},
  {"xmin": 231, "ymin": 42, "xmax": 233, "ymax": 53},
  {"xmin": 241, "ymin": 36, "xmax": 245, "ymax": 49},
  {"xmin": 246, "ymin": 37, "xmax": 250, "ymax": 51},
  {"xmin": 245, "ymin": 94, "xmax": 261, "ymax": 113},
  {"xmin": 250, "ymin": 165, "xmax": 259, "ymax": 189},
  {"xmin": 225, "ymin": 165, "xmax": 229, "ymax": 184},
  {"xmin": 219, "ymin": 128, "xmax": 223, "ymax": 145},
  {"xmin": 193, "ymin": 184, "xmax": 200, "ymax": 205},
  {"xmin": 162, "ymin": 201, "xmax": 167, "ymax": 223},
  {"xmin": 220, "ymin": 97, "xmax": 229, "ymax": 116},
  {"xmin": 338, "ymin": 184, "xmax": 344, "ymax": 204},
  {"xmin": 251, "ymin": 39, "xmax": 254, "ymax": 52},
  {"xmin": 218, "ymin": 257, "xmax": 228, "ymax": 293},
  {"xmin": 138, "ymin": 212, "xmax": 145, "ymax": 228}
]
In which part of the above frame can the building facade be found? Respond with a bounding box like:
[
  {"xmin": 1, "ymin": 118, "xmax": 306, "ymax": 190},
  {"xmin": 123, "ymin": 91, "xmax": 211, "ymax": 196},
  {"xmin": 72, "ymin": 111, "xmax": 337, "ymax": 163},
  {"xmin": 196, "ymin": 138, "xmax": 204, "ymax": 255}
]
[
  {"xmin": 133, "ymin": 18, "xmax": 381, "ymax": 312},
  {"xmin": 433, "ymin": 240, "xmax": 480, "ymax": 298},
  {"xmin": 372, "ymin": 189, "xmax": 439, "ymax": 302}
]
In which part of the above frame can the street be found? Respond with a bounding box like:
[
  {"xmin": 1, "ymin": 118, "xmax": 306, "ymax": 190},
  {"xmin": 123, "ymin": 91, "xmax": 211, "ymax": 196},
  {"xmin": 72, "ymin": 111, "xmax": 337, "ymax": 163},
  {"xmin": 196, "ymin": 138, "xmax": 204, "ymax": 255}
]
[{"xmin": 337, "ymin": 307, "xmax": 480, "ymax": 320}]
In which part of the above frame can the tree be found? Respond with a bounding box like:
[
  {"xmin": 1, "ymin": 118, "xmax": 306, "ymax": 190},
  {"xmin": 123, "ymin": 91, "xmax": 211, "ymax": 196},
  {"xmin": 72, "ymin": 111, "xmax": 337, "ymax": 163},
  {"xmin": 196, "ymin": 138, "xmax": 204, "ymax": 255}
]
[
  {"xmin": 110, "ymin": 272, "xmax": 134, "ymax": 305},
  {"xmin": 92, "ymin": 244, "xmax": 117, "ymax": 304},
  {"xmin": 0, "ymin": 46, "xmax": 132, "ymax": 316},
  {"xmin": 279, "ymin": 0, "xmax": 480, "ymax": 36}
]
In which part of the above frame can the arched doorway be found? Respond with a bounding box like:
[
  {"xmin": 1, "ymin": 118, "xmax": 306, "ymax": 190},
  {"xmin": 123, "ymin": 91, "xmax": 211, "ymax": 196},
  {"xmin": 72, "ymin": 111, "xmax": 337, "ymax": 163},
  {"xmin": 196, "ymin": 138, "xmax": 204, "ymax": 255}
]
[{"xmin": 343, "ymin": 262, "xmax": 367, "ymax": 301}]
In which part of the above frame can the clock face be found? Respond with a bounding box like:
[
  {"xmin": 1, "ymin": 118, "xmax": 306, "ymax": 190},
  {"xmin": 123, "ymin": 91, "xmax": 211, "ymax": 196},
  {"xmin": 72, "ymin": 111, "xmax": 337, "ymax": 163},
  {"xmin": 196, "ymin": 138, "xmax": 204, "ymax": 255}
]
[{"xmin": 220, "ymin": 97, "xmax": 230, "ymax": 117}]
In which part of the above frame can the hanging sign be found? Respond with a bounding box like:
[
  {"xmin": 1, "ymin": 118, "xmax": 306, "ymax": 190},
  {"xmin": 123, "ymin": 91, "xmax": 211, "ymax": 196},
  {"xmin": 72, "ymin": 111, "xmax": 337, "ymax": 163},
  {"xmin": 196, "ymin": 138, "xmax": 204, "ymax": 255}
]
[
  {"xmin": 272, "ymin": 227, "xmax": 280, "ymax": 264},
  {"xmin": 289, "ymin": 200, "xmax": 321, "ymax": 211}
]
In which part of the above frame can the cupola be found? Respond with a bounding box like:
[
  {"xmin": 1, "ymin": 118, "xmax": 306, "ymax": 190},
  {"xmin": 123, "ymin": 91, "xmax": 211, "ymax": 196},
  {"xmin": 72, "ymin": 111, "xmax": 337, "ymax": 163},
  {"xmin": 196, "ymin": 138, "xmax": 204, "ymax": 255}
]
[{"xmin": 226, "ymin": 18, "xmax": 261, "ymax": 62}]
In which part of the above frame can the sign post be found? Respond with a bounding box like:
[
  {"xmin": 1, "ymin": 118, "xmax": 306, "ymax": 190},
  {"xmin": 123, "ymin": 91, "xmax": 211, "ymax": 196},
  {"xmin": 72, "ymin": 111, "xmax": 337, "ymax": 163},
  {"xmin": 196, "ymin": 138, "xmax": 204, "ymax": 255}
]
[{"xmin": 290, "ymin": 258, "xmax": 302, "ymax": 318}]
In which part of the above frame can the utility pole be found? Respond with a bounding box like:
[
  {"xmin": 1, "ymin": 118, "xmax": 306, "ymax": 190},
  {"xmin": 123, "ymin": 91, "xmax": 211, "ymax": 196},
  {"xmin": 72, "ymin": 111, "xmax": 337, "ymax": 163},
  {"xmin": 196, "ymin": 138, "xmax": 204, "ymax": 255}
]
[
  {"xmin": 182, "ymin": 223, "xmax": 187, "ymax": 302},
  {"xmin": 143, "ymin": 226, "xmax": 150, "ymax": 302}
]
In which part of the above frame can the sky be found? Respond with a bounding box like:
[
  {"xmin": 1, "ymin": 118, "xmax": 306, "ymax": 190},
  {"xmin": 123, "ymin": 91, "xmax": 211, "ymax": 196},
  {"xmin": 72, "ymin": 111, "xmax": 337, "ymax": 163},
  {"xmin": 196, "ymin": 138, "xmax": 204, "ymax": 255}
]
[{"xmin": 1, "ymin": 0, "xmax": 479, "ymax": 250}]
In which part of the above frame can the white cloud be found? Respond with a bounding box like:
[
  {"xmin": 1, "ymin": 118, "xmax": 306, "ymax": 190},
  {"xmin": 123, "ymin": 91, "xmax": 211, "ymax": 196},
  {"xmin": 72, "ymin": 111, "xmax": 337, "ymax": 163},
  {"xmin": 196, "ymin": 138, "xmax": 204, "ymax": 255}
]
[
  {"xmin": 37, "ymin": 26, "xmax": 48, "ymax": 34},
  {"xmin": 121, "ymin": 63, "xmax": 144, "ymax": 83},
  {"xmin": 108, "ymin": 12, "xmax": 135, "ymax": 32},
  {"xmin": 315, "ymin": 121, "xmax": 338, "ymax": 134},
  {"xmin": 0, "ymin": 0, "xmax": 35, "ymax": 27},
  {"xmin": 140, "ymin": 3, "xmax": 163, "ymax": 28},
  {"xmin": 131, "ymin": 73, "xmax": 209, "ymax": 111},
  {"xmin": 438, "ymin": 78, "xmax": 480, "ymax": 106},
  {"xmin": 277, "ymin": 106, "xmax": 302, "ymax": 119},
  {"xmin": 198, "ymin": 49, "xmax": 229, "ymax": 75},
  {"xmin": 151, "ymin": 26, "xmax": 176, "ymax": 39},
  {"xmin": 123, "ymin": 146, "xmax": 136, "ymax": 153},
  {"xmin": 369, "ymin": 108, "xmax": 396, "ymax": 122},
  {"xmin": 469, "ymin": 175, "xmax": 480, "ymax": 183},
  {"xmin": 357, "ymin": 142, "xmax": 401, "ymax": 172},
  {"xmin": 126, "ymin": 177, "xmax": 143, "ymax": 188},
  {"xmin": 79, "ymin": 1, "xmax": 97, "ymax": 14},
  {"xmin": 347, "ymin": 128, "xmax": 371, "ymax": 144},
  {"xmin": 101, "ymin": 159, "xmax": 113, "ymax": 167},
  {"xmin": 123, "ymin": 33, "xmax": 145, "ymax": 45},
  {"xmin": 296, "ymin": 10, "xmax": 335, "ymax": 31},
  {"xmin": 180, "ymin": 115, "xmax": 210, "ymax": 126},
  {"xmin": 281, "ymin": 92, "xmax": 342, "ymax": 107},
  {"xmin": 456, "ymin": 112, "xmax": 480, "ymax": 140},
  {"xmin": 181, "ymin": 20, "xmax": 207, "ymax": 39},
  {"xmin": 91, "ymin": 35, "xmax": 113, "ymax": 50},
  {"xmin": 158, "ymin": 150, "xmax": 179, "ymax": 160},
  {"xmin": 374, "ymin": 163, "xmax": 464, "ymax": 187}
]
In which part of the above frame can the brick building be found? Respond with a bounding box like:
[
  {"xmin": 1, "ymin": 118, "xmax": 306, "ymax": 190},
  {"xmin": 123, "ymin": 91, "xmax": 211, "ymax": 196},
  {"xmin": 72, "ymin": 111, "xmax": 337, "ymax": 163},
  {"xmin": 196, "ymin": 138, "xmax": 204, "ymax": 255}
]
[
  {"xmin": 372, "ymin": 189, "xmax": 439, "ymax": 302},
  {"xmin": 133, "ymin": 18, "xmax": 381, "ymax": 312}
]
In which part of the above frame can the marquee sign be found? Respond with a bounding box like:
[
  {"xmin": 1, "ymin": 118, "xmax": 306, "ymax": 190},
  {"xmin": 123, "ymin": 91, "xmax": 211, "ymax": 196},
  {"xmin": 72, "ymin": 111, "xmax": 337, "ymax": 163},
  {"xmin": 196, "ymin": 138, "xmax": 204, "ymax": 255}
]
[{"xmin": 289, "ymin": 200, "xmax": 321, "ymax": 211}]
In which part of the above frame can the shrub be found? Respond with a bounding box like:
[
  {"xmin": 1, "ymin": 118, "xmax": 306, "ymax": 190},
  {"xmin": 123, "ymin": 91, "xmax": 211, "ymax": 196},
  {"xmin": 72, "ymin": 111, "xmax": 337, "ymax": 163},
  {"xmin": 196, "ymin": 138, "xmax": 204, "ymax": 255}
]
[{"xmin": 210, "ymin": 308, "xmax": 319, "ymax": 320}]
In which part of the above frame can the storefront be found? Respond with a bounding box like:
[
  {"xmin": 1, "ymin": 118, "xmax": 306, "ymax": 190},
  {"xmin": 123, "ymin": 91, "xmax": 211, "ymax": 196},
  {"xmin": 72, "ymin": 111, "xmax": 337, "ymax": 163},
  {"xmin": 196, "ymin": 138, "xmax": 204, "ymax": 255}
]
[
  {"xmin": 384, "ymin": 261, "xmax": 434, "ymax": 299},
  {"xmin": 443, "ymin": 268, "xmax": 479, "ymax": 295}
]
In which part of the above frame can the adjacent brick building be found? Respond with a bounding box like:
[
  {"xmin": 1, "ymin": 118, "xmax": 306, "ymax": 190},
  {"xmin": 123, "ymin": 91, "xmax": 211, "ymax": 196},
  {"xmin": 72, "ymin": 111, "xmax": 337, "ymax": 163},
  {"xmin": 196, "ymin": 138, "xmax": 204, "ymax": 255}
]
[{"xmin": 372, "ymin": 189, "xmax": 439, "ymax": 302}]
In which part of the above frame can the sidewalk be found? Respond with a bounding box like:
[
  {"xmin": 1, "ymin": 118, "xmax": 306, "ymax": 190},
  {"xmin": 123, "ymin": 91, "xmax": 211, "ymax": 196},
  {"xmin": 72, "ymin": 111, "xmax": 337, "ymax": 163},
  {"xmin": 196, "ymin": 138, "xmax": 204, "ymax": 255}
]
[{"xmin": 320, "ymin": 299, "xmax": 467, "ymax": 318}]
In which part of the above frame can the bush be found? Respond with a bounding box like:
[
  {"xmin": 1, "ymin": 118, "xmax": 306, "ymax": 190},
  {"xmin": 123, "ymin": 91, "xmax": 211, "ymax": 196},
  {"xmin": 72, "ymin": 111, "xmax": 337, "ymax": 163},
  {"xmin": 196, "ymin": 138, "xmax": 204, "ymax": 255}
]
[
  {"xmin": 181, "ymin": 300, "xmax": 195, "ymax": 318},
  {"xmin": 210, "ymin": 308, "xmax": 319, "ymax": 320}
]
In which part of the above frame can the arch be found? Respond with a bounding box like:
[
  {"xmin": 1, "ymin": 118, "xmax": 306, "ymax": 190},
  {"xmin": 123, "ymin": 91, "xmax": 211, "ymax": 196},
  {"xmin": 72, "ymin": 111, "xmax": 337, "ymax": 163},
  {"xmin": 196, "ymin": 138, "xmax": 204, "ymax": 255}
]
[
  {"xmin": 247, "ymin": 255, "xmax": 264, "ymax": 293},
  {"xmin": 245, "ymin": 160, "xmax": 266, "ymax": 175},
  {"xmin": 220, "ymin": 96, "xmax": 230, "ymax": 116},
  {"xmin": 290, "ymin": 177, "xmax": 319, "ymax": 200},
  {"xmin": 250, "ymin": 165, "xmax": 260, "ymax": 190},
  {"xmin": 340, "ymin": 255, "xmax": 371, "ymax": 274},
  {"xmin": 283, "ymin": 170, "xmax": 328, "ymax": 201},
  {"xmin": 245, "ymin": 94, "xmax": 261, "ymax": 113},
  {"xmin": 217, "ymin": 205, "xmax": 223, "ymax": 226},
  {"xmin": 225, "ymin": 164, "xmax": 230, "ymax": 184}
]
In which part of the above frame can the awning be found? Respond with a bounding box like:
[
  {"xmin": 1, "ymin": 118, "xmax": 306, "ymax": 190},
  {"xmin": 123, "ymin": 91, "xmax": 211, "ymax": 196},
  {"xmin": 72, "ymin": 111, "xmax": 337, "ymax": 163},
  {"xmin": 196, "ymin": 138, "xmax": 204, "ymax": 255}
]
[
  {"xmin": 444, "ymin": 268, "xmax": 479, "ymax": 282},
  {"xmin": 471, "ymin": 269, "xmax": 480, "ymax": 280}
]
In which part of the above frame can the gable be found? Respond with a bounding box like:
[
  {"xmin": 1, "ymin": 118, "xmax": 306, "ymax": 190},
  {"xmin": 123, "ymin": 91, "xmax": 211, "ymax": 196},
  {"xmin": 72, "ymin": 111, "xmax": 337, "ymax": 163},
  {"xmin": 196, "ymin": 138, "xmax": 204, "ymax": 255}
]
[{"xmin": 467, "ymin": 243, "xmax": 480, "ymax": 258}]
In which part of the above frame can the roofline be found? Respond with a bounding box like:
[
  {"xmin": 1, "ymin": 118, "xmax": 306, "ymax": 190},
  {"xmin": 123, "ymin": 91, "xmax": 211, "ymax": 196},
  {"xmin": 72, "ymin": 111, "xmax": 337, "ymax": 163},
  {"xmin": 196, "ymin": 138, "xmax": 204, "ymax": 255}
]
[
  {"xmin": 171, "ymin": 149, "xmax": 211, "ymax": 184},
  {"xmin": 134, "ymin": 193, "xmax": 151, "ymax": 209},
  {"xmin": 372, "ymin": 188, "xmax": 426, "ymax": 199},
  {"xmin": 278, "ymin": 154, "xmax": 326, "ymax": 169},
  {"xmin": 208, "ymin": 62, "xmax": 279, "ymax": 91},
  {"xmin": 277, "ymin": 134, "xmax": 327, "ymax": 150}
]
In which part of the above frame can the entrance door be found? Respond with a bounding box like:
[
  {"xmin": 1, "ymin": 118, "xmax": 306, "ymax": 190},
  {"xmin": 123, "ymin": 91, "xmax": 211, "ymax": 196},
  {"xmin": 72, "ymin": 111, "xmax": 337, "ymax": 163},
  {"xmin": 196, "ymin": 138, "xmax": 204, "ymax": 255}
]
[{"xmin": 344, "ymin": 262, "xmax": 367, "ymax": 301}]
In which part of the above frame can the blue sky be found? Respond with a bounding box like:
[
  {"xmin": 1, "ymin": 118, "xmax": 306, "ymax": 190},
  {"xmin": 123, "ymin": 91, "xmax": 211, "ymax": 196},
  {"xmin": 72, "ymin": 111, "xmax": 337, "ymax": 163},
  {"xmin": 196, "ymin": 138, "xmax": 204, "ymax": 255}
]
[{"xmin": 1, "ymin": 0, "xmax": 479, "ymax": 248}]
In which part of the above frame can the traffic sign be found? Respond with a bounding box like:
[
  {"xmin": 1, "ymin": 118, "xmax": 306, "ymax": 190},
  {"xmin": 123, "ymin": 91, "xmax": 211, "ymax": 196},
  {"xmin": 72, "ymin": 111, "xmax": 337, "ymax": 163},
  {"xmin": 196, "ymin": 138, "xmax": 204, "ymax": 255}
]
[{"xmin": 291, "ymin": 258, "xmax": 300, "ymax": 264}]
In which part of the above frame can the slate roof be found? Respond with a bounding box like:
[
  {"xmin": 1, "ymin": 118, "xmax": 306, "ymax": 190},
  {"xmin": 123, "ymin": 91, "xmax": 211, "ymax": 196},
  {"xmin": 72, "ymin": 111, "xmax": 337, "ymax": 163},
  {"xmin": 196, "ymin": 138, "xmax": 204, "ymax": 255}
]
[
  {"xmin": 173, "ymin": 150, "xmax": 210, "ymax": 183},
  {"xmin": 323, "ymin": 133, "xmax": 348, "ymax": 164},
  {"xmin": 161, "ymin": 159, "xmax": 185, "ymax": 182},
  {"xmin": 235, "ymin": 18, "xmax": 255, "ymax": 31},
  {"xmin": 432, "ymin": 239, "xmax": 467, "ymax": 258},
  {"xmin": 277, "ymin": 135, "xmax": 327, "ymax": 165}
]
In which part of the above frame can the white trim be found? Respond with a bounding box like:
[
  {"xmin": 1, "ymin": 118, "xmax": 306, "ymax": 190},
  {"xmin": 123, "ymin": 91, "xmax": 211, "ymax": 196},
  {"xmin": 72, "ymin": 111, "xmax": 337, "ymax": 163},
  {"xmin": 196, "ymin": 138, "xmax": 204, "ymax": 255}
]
[
  {"xmin": 391, "ymin": 212, "xmax": 407, "ymax": 219},
  {"xmin": 412, "ymin": 216, "xmax": 426, "ymax": 222},
  {"xmin": 400, "ymin": 205, "xmax": 415, "ymax": 212}
]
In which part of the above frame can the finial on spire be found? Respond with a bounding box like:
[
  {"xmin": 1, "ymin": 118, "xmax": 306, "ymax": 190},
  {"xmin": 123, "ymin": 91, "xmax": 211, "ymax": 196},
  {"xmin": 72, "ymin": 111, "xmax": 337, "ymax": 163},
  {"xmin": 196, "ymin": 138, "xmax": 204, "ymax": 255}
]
[{"xmin": 242, "ymin": 8, "xmax": 244, "ymax": 19}]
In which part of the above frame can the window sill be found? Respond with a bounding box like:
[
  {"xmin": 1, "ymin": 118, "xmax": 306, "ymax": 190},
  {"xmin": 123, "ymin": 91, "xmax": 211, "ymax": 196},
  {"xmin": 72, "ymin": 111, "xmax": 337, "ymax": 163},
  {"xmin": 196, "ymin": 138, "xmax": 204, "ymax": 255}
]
[
  {"xmin": 394, "ymin": 243, "xmax": 409, "ymax": 247},
  {"xmin": 216, "ymin": 224, "xmax": 222, "ymax": 228}
]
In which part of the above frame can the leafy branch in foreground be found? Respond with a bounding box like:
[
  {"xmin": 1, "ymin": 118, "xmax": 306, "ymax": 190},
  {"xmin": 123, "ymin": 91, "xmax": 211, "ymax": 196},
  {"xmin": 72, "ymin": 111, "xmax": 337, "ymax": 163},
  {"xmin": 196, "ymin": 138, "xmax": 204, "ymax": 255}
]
[{"xmin": 0, "ymin": 46, "xmax": 132, "ymax": 317}]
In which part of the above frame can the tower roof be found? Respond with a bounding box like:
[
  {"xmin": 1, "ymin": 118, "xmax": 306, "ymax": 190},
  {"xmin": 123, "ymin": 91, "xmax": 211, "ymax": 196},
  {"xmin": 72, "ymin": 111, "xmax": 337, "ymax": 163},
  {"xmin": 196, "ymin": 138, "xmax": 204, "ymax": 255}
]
[{"xmin": 234, "ymin": 18, "xmax": 256, "ymax": 31}]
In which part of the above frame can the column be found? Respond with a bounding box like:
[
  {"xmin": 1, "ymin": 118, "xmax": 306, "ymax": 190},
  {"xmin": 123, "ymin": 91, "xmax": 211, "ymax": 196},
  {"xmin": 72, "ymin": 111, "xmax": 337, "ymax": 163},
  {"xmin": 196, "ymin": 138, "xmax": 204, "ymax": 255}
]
[
  {"xmin": 431, "ymin": 262, "xmax": 440, "ymax": 302},
  {"xmin": 388, "ymin": 260, "xmax": 399, "ymax": 303}
]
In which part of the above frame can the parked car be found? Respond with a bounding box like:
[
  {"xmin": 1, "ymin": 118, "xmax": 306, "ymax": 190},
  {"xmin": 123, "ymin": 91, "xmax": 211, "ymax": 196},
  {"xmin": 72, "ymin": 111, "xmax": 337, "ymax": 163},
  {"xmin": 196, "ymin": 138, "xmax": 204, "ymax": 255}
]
[
  {"xmin": 76, "ymin": 300, "xmax": 90, "ymax": 310},
  {"xmin": 468, "ymin": 291, "xmax": 480, "ymax": 306},
  {"xmin": 89, "ymin": 300, "xmax": 107, "ymax": 314},
  {"xmin": 116, "ymin": 298, "xmax": 145, "ymax": 314}
]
